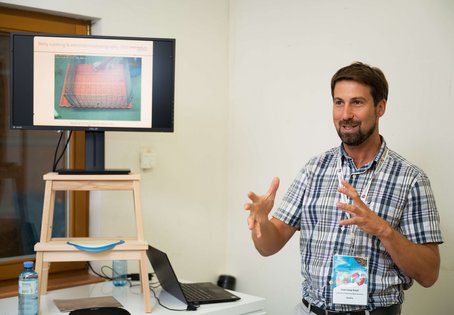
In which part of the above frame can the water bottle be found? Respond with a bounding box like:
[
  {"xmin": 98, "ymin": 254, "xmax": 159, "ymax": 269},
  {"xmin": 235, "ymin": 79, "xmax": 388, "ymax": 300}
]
[
  {"xmin": 18, "ymin": 261, "xmax": 39, "ymax": 315},
  {"xmin": 112, "ymin": 260, "xmax": 128, "ymax": 286}
]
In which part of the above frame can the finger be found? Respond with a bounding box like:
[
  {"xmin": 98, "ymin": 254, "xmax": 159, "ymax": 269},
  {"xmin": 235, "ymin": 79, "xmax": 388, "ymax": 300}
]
[
  {"xmin": 248, "ymin": 217, "xmax": 262, "ymax": 238},
  {"xmin": 339, "ymin": 217, "xmax": 355, "ymax": 226},
  {"xmin": 339, "ymin": 180, "xmax": 362, "ymax": 203},
  {"xmin": 337, "ymin": 180, "xmax": 350, "ymax": 197},
  {"xmin": 255, "ymin": 224, "xmax": 262, "ymax": 238},
  {"xmin": 340, "ymin": 179, "xmax": 352, "ymax": 189},
  {"xmin": 338, "ymin": 180, "xmax": 355, "ymax": 196},
  {"xmin": 336, "ymin": 201, "xmax": 354, "ymax": 214},
  {"xmin": 247, "ymin": 214, "xmax": 262, "ymax": 237},
  {"xmin": 247, "ymin": 213, "xmax": 255, "ymax": 229},
  {"xmin": 265, "ymin": 177, "xmax": 280, "ymax": 199},
  {"xmin": 247, "ymin": 191, "xmax": 260, "ymax": 203}
]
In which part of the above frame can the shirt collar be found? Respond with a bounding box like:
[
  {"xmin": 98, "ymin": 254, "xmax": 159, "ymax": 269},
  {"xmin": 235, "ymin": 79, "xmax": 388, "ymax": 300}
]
[{"xmin": 339, "ymin": 136, "xmax": 387, "ymax": 172}]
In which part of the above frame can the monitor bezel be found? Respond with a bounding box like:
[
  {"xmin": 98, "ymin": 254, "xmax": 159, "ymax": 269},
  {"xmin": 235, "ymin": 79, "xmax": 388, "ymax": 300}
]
[{"xmin": 9, "ymin": 32, "xmax": 175, "ymax": 133}]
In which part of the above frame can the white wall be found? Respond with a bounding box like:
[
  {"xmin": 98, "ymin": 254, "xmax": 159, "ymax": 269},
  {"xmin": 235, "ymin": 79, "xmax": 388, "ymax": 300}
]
[
  {"xmin": 227, "ymin": 1, "xmax": 454, "ymax": 315},
  {"xmin": 1, "ymin": 1, "xmax": 453, "ymax": 314}
]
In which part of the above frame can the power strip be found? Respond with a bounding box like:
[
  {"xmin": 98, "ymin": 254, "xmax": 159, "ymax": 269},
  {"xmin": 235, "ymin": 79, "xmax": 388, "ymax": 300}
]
[{"xmin": 127, "ymin": 273, "xmax": 153, "ymax": 281}]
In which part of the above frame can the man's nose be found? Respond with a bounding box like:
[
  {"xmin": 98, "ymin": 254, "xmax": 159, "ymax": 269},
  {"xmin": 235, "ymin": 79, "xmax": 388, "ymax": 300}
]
[{"xmin": 341, "ymin": 104, "xmax": 354, "ymax": 119}]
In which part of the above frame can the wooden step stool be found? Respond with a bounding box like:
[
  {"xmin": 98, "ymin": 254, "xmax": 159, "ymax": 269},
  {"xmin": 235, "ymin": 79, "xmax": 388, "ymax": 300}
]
[{"xmin": 34, "ymin": 172, "xmax": 152, "ymax": 312}]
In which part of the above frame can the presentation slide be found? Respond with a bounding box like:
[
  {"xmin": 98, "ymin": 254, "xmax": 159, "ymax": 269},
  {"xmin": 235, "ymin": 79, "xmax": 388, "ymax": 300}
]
[{"xmin": 33, "ymin": 36, "xmax": 153, "ymax": 128}]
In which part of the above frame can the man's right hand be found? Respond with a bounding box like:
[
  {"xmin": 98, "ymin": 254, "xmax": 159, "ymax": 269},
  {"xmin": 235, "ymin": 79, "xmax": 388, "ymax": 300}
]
[{"xmin": 244, "ymin": 177, "xmax": 280, "ymax": 238}]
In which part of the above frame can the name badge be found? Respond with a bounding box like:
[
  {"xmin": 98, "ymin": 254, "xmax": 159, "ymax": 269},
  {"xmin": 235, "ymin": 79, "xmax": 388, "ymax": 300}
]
[{"xmin": 332, "ymin": 255, "xmax": 368, "ymax": 306}]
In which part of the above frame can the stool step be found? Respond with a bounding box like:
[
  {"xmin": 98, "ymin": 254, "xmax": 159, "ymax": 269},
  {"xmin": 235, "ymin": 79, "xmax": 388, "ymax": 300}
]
[{"xmin": 35, "ymin": 239, "xmax": 148, "ymax": 251}]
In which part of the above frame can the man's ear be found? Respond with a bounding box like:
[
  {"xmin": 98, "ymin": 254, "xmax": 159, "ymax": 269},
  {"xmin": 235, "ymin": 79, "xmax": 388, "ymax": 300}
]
[{"xmin": 377, "ymin": 99, "xmax": 386, "ymax": 117}]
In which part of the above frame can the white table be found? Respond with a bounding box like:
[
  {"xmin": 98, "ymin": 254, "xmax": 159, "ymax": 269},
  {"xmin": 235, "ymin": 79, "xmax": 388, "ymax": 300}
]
[{"xmin": 0, "ymin": 281, "xmax": 266, "ymax": 315}]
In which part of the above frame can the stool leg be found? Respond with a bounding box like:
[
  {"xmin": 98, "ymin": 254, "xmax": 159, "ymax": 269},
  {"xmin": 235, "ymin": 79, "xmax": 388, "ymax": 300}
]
[
  {"xmin": 35, "ymin": 253, "xmax": 50, "ymax": 298},
  {"xmin": 139, "ymin": 251, "xmax": 152, "ymax": 312},
  {"xmin": 35, "ymin": 252, "xmax": 43, "ymax": 314},
  {"xmin": 40, "ymin": 260, "xmax": 50, "ymax": 295}
]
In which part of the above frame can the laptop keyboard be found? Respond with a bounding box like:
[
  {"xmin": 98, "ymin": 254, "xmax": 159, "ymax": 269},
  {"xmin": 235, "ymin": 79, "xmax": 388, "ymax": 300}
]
[{"xmin": 181, "ymin": 284, "xmax": 212, "ymax": 301}]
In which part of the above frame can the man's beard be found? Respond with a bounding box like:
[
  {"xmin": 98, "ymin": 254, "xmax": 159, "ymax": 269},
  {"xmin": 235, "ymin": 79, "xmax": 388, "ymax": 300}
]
[{"xmin": 336, "ymin": 118, "xmax": 376, "ymax": 146}]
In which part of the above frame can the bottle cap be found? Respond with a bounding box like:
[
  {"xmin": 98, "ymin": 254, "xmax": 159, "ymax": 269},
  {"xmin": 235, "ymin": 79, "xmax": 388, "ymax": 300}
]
[{"xmin": 24, "ymin": 261, "xmax": 34, "ymax": 268}]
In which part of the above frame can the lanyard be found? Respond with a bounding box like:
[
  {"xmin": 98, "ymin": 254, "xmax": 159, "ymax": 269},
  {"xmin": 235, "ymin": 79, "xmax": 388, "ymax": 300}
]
[
  {"xmin": 336, "ymin": 148, "xmax": 389, "ymax": 205},
  {"xmin": 336, "ymin": 148, "xmax": 389, "ymax": 254}
]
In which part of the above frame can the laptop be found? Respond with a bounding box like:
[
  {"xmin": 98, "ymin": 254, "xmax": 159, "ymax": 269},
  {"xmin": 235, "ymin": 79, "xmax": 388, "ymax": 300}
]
[{"xmin": 146, "ymin": 245, "xmax": 240, "ymax": 308}]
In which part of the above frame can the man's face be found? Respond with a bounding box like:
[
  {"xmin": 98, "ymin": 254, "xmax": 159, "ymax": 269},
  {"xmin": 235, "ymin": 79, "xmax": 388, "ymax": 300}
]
[{"xmin": 332, "ymin": 80, "xmax": 385, "ymax": 146}]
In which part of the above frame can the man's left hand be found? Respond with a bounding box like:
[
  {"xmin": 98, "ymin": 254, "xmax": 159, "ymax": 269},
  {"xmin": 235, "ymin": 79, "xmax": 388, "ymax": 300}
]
[{"xmin": 336, "ymin": 180, "xmax": 390, "ymax": 238}]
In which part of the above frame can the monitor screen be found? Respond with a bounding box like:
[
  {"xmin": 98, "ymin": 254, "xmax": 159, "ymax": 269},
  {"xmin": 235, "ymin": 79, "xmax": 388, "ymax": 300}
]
[{"xmin": 10, "ymin": 32, "xmax": 175, "ymax": 133}]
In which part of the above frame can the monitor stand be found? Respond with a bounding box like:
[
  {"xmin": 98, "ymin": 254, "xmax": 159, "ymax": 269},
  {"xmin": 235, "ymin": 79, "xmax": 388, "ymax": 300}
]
[{"xmin": 56, "ymin": 131, "xmax": 130, "ymax": 175}]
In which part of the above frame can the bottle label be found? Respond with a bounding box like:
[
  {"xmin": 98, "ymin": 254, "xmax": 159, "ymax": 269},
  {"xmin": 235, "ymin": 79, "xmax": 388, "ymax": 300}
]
[{"xmin": 19, "ymin": 280, "xmax": 38, "ymax": 295}]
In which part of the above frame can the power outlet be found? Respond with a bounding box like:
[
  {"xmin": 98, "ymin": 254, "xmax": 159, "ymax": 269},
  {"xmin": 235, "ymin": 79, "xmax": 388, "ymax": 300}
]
[{"xmin": 140, "ymin": 150, "xmax": 156, "ymax": 169}]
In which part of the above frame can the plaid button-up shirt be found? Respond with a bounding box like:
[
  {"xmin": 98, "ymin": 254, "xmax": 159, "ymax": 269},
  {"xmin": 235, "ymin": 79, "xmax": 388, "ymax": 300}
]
[{"xmin": 273, "ymin": 138, "xmax": 443, "ymax": 311}]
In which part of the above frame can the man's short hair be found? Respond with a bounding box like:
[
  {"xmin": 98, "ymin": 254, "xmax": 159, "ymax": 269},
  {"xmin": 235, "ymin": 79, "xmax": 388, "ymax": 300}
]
[{"xmin": 331, "ymin": 62, "xmax": 389, "ymax": 106}]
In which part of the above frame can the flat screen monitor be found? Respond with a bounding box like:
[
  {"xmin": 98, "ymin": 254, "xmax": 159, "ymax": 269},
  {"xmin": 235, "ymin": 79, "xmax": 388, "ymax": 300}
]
[{"xmin": 10, "ymin": 32, "xmax": 175, "ymax": 173}]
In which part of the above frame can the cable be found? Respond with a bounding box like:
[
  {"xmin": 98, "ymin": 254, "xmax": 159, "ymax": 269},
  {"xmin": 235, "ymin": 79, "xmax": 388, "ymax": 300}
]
[
  {"xmin": 52, "ymin": 130, "xmax": 73, "ymax": 171},
  {"xmin": 149, "ymin": 287, "xmax": 196, "ymax": 312},
  {"xmin": 52, "ymin": 131, "xmax": 64, "ymax": 172},
  {"xmin": 87, "ymin": 262, "xmax": 136, "ymax": 287},
  {"xmin": 86, "ymin": 262, "xmax": 110, "ymax": 280},
  {"xmin": 55, "ymin": 130, "xmax": 72, "ymax": 169},
  {"xmin": 88, "ymin": 262, "xmax": 193, "ymax": 311}
]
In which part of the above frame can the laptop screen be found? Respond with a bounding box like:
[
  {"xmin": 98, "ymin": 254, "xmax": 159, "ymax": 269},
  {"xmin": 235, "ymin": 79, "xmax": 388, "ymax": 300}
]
[{"xmin": 147, "ymin": 245, "xmax": 188, "ymax": 304}]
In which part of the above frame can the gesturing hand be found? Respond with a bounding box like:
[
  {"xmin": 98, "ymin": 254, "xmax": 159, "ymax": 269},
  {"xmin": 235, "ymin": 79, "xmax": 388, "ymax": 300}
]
[
  {"xmin": 337, "ymin": 180, "xmax": 390, "ymax": 238},
  {"xmin": 244, "ymin": 177, "xmax": 280, "ymax": 238}
]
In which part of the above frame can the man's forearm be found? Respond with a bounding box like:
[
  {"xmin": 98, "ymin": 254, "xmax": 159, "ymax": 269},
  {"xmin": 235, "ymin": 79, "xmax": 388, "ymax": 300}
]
[
  {"xmin": 379, "ymin": 224, "xmax": 440, "ymax": 287},
  {"xmin": 252, "ymin": 218, "xmax": 296, "ymax": 256}
]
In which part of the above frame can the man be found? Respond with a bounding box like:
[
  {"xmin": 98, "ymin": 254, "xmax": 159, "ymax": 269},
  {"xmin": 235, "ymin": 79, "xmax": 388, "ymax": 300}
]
[{"xmin": 244, "ymin": 62, "xmax": 443, "ymax": 315}]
